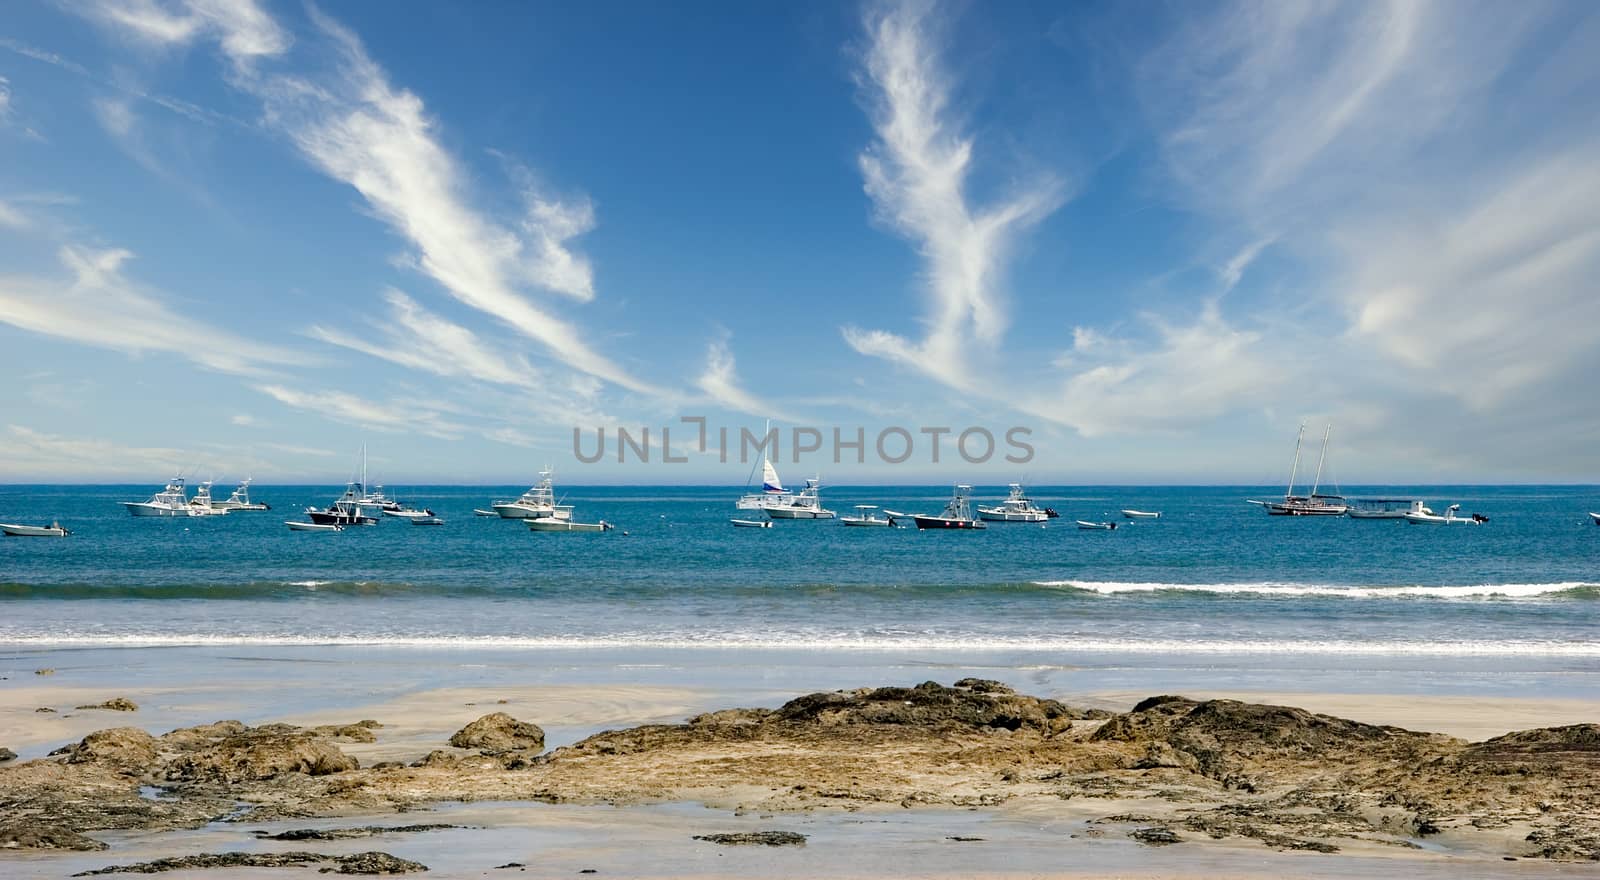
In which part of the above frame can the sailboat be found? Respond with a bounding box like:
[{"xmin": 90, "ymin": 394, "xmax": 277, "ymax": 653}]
[
  {"xmin": 1250, "ymin": 422, "xmax": 1347, "ymax": 516},
  {"xmin": 736, "ymin": 441, "xmax": 793, "ymax": 510}
]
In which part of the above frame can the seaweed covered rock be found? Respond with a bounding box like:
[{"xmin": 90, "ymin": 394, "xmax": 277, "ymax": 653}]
[
  {"xmin": 63, "ymin": 727, "xmax": 159, "ymax": 771},
  {"xmin": 0, "ymin": 821, "xmax": 108, "ymax": 851},
  {"xmin": 449, "ymin": 713, "xmax": 544, "ymax": 753},
  {"xmin": 165, "ymin": 730, "xmax": 358, "ymax": 782},
  {"xmin": 771, "ymin": 680, "xmax": 1094, "ymax": 734}
]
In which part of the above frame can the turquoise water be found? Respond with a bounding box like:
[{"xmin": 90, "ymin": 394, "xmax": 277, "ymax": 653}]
[{"xmin": 1, "ymin": 484, "xmax": 1597, "ymax": 661}]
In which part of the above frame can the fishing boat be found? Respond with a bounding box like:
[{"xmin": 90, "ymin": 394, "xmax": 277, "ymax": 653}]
[
  {"xmin": 286, "ymin": 520, "xmax": 343, "ymax": 532},
  {"xmin": 212, "ymin": 478, "xmax": 270, "ymax": 511},
  {"xmin": 1076, "ymin": 520, "xmax": 1118, "ymax": 530},
  {"xmin": 305, "ymin": 483, "xmax": 380, "ymax": 526},
  {"xmin": 186, "ymin": 481, "xmax": 231, "ymax": 516},
  {"xmin": 1405, "ymin": 504, "xmax": 1487, "ymax": 525},
  {"xmin": 527, "ymin": 518, "xmax": 613, "ymax": 533},
  {"xmin": 977, "ymin": 484, "xmax": 1049, "ymax": 522},
  {"xmin": 1, "ymin": 521, "xmax": 70, "ymax": 537},
  {"xmin": 910, "ymin": 485, "xmax": 987, "ymax": 530},
  {"xmin": 1121, "ymin": 509, "xmax": 1161, "ymax": 519},
  {"xmin": 1251, "ymin": 422, "xmax": 1347, "ymax": 516},
  {"xmin": 840, "ymin": 504, "xmax": 893, "ymax": 527},
  {"xmin": 1347, "ymin": 499, "xmax": 1432, "ymax": 520},
  {"xmin": 730, "ymin": 518, "xmax": 772, "ymax": 528},
  {"xmin": 765, "ymin": 478, "xmax": 836, "ymax": 519},
  {"xmin": 123, "ymin": 477, "xmax": 196, "ymax": 517},
  {"xmin": 492, "ymin": 470, "xmax": 574, "ymax": 520}
]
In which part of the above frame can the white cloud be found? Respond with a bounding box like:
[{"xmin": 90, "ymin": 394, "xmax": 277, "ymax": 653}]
[
  {"xmin": 0, "ymin": 199, "xmax": 26, "ymax": 230},
  {"xmin": 2, "ymin": 424, "xmax": 191, "ymax": 478},
  {"xmin": 0, "ymin": 244, "xmax": 301, "ymax": 375},
  {"xmin": 695, "ymin": 337, "xmax": 787, "ymax": 419},
  {"xmin": 843, "ymin": 0, "xmax": 1067, "ymax": 391},
  {"xmin": 230, "ymin": 413, "xmax": 256, "ymax": 426},
  {"xmin": 254, "ymin": 383, "xmax": 464, "ymax": 438},
  {"xmin": 76, "ymin": 0, "xmax": 291, "ymax": 68},
  {"xmin": 308, "ymin": 288, "xmax": 541, "ymax": 389}
]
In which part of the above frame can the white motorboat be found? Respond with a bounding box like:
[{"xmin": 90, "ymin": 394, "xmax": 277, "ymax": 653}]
[
  {"xmin": 730, "ymin": 518, "xmax": 772, "ymax": 528},
  {"xmin": 764, "ymin": 478, "xmax": 836, "ymax": 519},
  {"xmin": 527, "ymin": 518, "xmax": 612, "ymax": 533},
  {"xmin": 286, "ymin": 521, "xmax": 343, "ymax": 532},
  {"xmin": 1252, "ymin": 422, "xmax": 1347, "ymax": 516},
  {"xmin": 2, "ymin": 521, "xmax": 70, "ymax": 537},
  {"xmin": 186, "ymin": 480, "xmax": 231, "ymax": 516},
  {"xmin": 909, "ymin": 485, "xmax": 986, "ymax": 530},
  {"xmin": 840, "ymin": 504, "xmax": 894, "ymax": 527},
  {"xmin": 474, "ymin": 508, "xmax": 498, "ymax": 517},
  {"xmin": 1121, "ymin": 509, "xmax": 1161, "ymax": 519},
  {"xmin": 1348, "ymin": 499, "xmax": 1431, "ymax": 520},
  {"xmin": 306, "ymin": 483, "xmax": 380, "ymax": 526},
  {"xmin": 1405, "ymin": 504, "xmax": 1487, "ymax": 525},
  {"xmin": 212, "ymin": 478, "xmax": 270, "ymax": 511},
  {"xmin": 493, "ymin": 470, "xmax": 574, "ymax": 520},
  {"xmin": 384, "ymin": 507, "xmax": 436, "ymax": 519},
  {"xmin": 123, "ymin": 477, "xmax": 195, "ymax": 517},
  {"xmin": 410, "ymin": 515, "xmax": 445, "ymax": 526},
  {"xmin": 1076, "ymin": 520, "xmax": 1118, "ymax": 530},
  {"xmin": 977, "ymin": 484, "xmax": 1049, "ymax": 522}
]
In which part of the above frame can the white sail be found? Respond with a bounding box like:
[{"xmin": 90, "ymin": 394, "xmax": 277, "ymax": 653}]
[{"xmin": 761, "ymin": 459, "xmax": 784, "ymax": 494}]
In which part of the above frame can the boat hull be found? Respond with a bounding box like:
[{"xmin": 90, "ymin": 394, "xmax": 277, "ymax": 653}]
[
  {"xmin": 286, "ymin": 521, "xmax": 343, "ymax": 532},
  {"xmin": 213, "ymin": 503, "xmax": 270, "ymax": 511},
  {"xmin": 410, "ymin": 517, "xmax": 445, "ymax": 526},
  {"xmin": 306, "ymin": 509, "xmax": 378, "ymax": 526},
  {"xmin": 840, "ymin": 517, "xmax": 893, "ymax": 527},
  {"xmin": 765, "ymin": 506, "xmax": 836, "ymax": 519},
  {"xmin": 730, "ymin": 518, "xmax": 771, "ymax": 528},
  {"xmin": 1404, "ymin": 514, "xmax": 1480, "ymax": 525},
  {"xmin": 493, "ymin": 503, "xmax": 572, "ymax": 520},
  {"xmin": 1, "ymin": 523, "xmax": 68, "ymax": 537},
  {"xmin": 1590, "ymin": 512, "xmax": 1600, "ymax": 525},
  {"xmin": 911, "ymin": 515, "xmax": 985, "ymax": 530},
  {"xmin": 1076, "ymin": 520, "xmax": 1117, "ymax": 530},
  {"xmin": 123, "ymin": 502, "xmax": 187, "ymax": 517},
  {"xmin": 976, "ymin": 508, "xmax": 1047, "ymax": 522},
  {"xmin": 527, "ymin": 519, "xmax": 611, "ymax": 533},
  {"xmin": 1121, "ymin": 510, "xmax": 1161, "ymax": 519}
]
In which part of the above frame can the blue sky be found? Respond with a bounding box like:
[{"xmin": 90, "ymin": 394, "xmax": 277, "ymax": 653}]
[{"xmin": 2, "ymin": 0, "xmax": 1598, "ymax": 485}]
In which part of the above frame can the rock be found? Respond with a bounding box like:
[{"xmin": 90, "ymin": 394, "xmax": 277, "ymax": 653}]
[
  {"xmin": 36, "ymin": 707, "xmax": 56, "ymax": 713},
  {"xmin": 159, "ymin": 720, "xmax": 249, "ymax": 750},
  {"xmin": 71, "ymin": 851, "xmax": 427, "ymax": 875},
  {"xmin": 75, "ymin": 697, "xmax": 139, "ymax": 712},
  {"xmin": 253, "ymin": 824, "xmax": 457, "ymax": 841},
  {"xmin": 166, "ymin": 730, "xmax": 359, "ymax": 782},
  {"xmin": 770, "ymin": 680, "xmax": 1095, "ymax": 733},
  {"xmin": 411, "ymin": 749, "xmax": 460, "ymax": 768},
  {"xmin": 310, "ymin": 723, "xmax": 380, "ymax": 744},
  {"xmin": 35, "ymin": 667, "xmax": 55, "ymax": 675},
  {"xmin": 0, "ymin": 821, "xmax": 108, "ymax": 851},
  {"xmin": 326, "ymin": 851, "xmax": 430, "ymax": 874},
  {"xmin": 1129, "ymin": 826, "xmax": 1182, "ymax": 845},
  {"xmin": 449, "ymin": 713, "xmax": 545, "ymax": 753},
  {"xmin": 0, "ymin": 747, "xmax": 15, "ymax": 762},
  {"xmin": 64, "ymin": 727, "xmax": 159, "ymax": 771},
  {"xmin": 693, "ymin": 831, "xmax": 807, "ymax": 846}
]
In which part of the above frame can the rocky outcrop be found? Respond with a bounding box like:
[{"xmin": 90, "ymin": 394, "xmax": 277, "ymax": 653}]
[
  {"xmin": 71, "ymin": 850, "xmax": 427, "ymax": 875},
  {"xmin": 767, "ymin": 679, "xmax": 1107, "ymax": 733},
  {"xmin": 0, "ymin": 748, "xmax": 14, "ymax": 763},
  {"xmin": 693, "ymin": 831, "xmax": 807, "ymax": 846},
  {"xmin": 0, "ymin": 821, "xmax": 108, "ymax": 851},
  {"xmin": 63, "ymin": 728, "xmax": 159, "ymax": 771},
  {"xmin": 449, "ymin": 713, "xmax": 544, "ymax": 753},
  {"xmin": 165, "ymin": 730, "xmax": 359, "ymax": 782},
  {"xmin": 74, "ymin": 698, "xmax": 139, "ymax": 712}
]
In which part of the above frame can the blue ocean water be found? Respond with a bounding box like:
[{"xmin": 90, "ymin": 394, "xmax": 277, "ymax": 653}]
[{"xmin": 1, "ymin": 484, "xmax": 1597, "ymax": 659}]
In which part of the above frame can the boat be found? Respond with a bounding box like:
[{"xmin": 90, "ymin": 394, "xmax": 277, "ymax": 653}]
[
  {"xmin": 1, "ymin": 521, "xmax": 70, "ymax": 537},
  {"xmin": 474, "ymin": 508, "xmax": 499, "ymax": 517},
  {"xmin": 910, "ymin": 485, "xmax": 987, "ymax": 530},
  {"xmin": 1405, "ymin": 504, "xmax": 1487, "ymax": 525},
  {"xmin": 1251, "ymin": 422, "xmax": 1347, "ymax": 516},
  {"xmin": 527, "ymin": 518, "xmax": 613, "ymax": 533},
  {"xmin": 730, "ymin": 518, "xmax": 772, "ymax": 528},
  {"xmin": 410, "ymin": 515, "xmax": 445, "ymax": 526},
  {"xmin": 492, "ymin": 470, "xmax": 574, "ymax": 520},
  {"xmin": 186, "ymin": 480, "xmax": 231, "ymax": 516},
  {"xmin": 1121, "ymin": 509, "xmax": 1161, "ymax": 519},
  {"xmin": 977, "ymin": 484, "xmax": 1049, "ymax": 522},
  {"xmin": 286, "ymin": 520, "xmax": 343, "ymax": 532},
  {"xmin": 383, "ymin": 507, "xmax": 436, "ymax": 519},
  {"xmin": 765, "ymin": 478, "xmax": 836, "ymax": 519},
  {"xmin": 122, "ymin": 477, "xmax": 196, "ymax": 517},
  {"xmin": 1348, "ymin": 499, "xmax": 1432, "ymax": 520},
  {"xmin": 736, "ymin": 425, "xmax": 795, "ymax": 510},
  {"xmin": 840, "ymin": 504, "xmax": 894, "ymax": 527},
  {"xmin": 212, "ymin": 478, "xmax": 270, "ymax": 511},
  {"xmin": 305, "ymin": 483, "xmax": 380, "ymax": 526},
  {"xmin": 1590, "ymin": 512, "xmax": 1600, "ymax": 525},
  {"xmin": 1076, "ymin": 520, "xmax": 1118, "ymax": 530}
]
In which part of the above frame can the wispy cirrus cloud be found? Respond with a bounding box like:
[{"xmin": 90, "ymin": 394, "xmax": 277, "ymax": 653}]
[
  {"xmin": 0, "ymin": 244, "xmax": 301, "ymax": 375},
  {"xmin": 843, "ymin": 0, "xmax": 1067, "ymax": 392},
  {"xmin": 254, "ymin": 383, "xmax": 464, "ymax": 439},
  {"xmin": 2, "ymin": 424, "xmax": 193, "ymax": 479},
  {"xmin": 75, "ymin": 0, "xmax": 291, "ymax": 67},
  {"xmin": 308, "ymin": 289, "xmax": 541, "ymax": 390},
  {"xmin": 695, "ymin": 336, "xmax": 790, "ymax": 420}
]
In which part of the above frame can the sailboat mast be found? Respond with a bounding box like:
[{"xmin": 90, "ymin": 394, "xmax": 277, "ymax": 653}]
[
  {"xmin": 1310, "ymin": 423, "xmax": 1332, "ymax": 497},
  {"xmin": 1285, "ymin": 422, "xmax": 1305, "ymax": 500}
]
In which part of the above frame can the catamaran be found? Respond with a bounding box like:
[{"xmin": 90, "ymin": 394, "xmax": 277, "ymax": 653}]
[
  {"xmin": 736, "ymin": 457, "xmax": 793, "ymax": 510},
  {"xmin": 1251, "ymin": 422, "xmax": 1347, "ymax": 516},
  {"xmin": 123, "ymin": 477, "xmax": 195, "ymax": 517},
  {"xmin": 492, "ymin": 470, "xmax": 574, "ymax": 520},
  {"xmin": 764, "ymin": 478, "xmax": 836, "ymax": 519},
  {"xmin": 909, "ymin": 485, "xmax": 987, "ymax": 530},
  {"xmin": 977, "ymin": 484, "xmax": 1049, "ymax": 522},
  {"xmin": 212, "ymin": 478, "xmax": 270, "ymax": 511}
]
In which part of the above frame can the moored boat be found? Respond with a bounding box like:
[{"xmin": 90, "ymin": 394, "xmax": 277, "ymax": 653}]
[
  {"xmin": 493, "ymin": 470, "xmax": 574, "ymax": 520},
  {"xmin": 474, "ymin": 508, "xmax": 498, "ymax": 517},
  {"xmin": 286, "ymin": 521, "xmax": 343, "ymax": 532},
  {"xmin": 764, "ymin": 478, "xmax": 835, "ymax": 519},
  {"xmin": 187, "ymin": 481, "xmax": 231, "ymax": 516},
  {"xmin": 730, "ymin": 518, "xmax": 772, "ymax": 528},
  {"xmin": 1405, "ymin": 504, "xmax": 1487, "ymax": 525},
  {"xmin": 1, "ymin": 521, "xmax": 70, "ymax": 537},
  {"xmin": 122, "ymin": 477, "xmax": 194, "ymax": 517},
  {"xmin": 1252, "ymin": 422, "xmax": 1347, "ymax": 516},
  {"xmin": 527, "ymin": 518, "xmax": 613, "ymax": 533},
  {"xmin": 1348, "ymin": 499, "xmax": 1431, "ymax": 520},
  {"xmin": 840, "ymin": 504, "xmax": 893, "ymax": 527},
  {"xmin": 212, "ymin": 478, "xmax": 270, "ymax": 511},
  {"xmin": 305, "ymin": 483, "xmax": 380, "ymax": 526},
  {"xmin": 910, "ymin": 485, "xmax": 986, "ymax": 530},
  {"xmin": 1590, "ymin": 512, "xmax": 1600, "ymax": 525},
  {"xmin": 1121, "ymin": 509, "xmax": 1160, "ymax": 519},
  {"xmin": 977, "ymin": 484, "xmax": 1049, "ymax": 522},
  {"xmin": 1076, "ymin": 520, "xmax": 1118, "ymax": 530},
  {"xmin": 410, "ymin": 515, "xmax": 445, "ymax": 526}
]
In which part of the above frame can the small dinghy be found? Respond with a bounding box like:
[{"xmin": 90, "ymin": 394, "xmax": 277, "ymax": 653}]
[
  {"xmin": 730, "ymin": 518, "xmax": 772, "ymax": 528},
  {"xmin": 840, "ymin": 505, "xmax": 894, "ymax": 527},
  {"xmin": 2, "ymin": 521, "xmax": 70, "ymax": 537},
  {"xmin": 1404, "ymin": 504, "xmax": 1487, "ymax": 525},
  {"xmin": 528, "ymin": 518, "xmax": 613, "ymax": 533},
  {"xmin": 286, "ymin": 521, "xmax": 344, "ymax": 532},
  {"xmin": 473, "ymin": 509, "xmax": 499, "ymax": 517},
  {"xmin": 1121, "ymin": 509, "xmax": 1160, "ymax": 519},
  {"xmin": 1076, "ymin": 520, "xmax": 1118, "ymax": 530},
  {"xmin": 410, "ymin": 515, "xmax": 444, "ymax": 526}
]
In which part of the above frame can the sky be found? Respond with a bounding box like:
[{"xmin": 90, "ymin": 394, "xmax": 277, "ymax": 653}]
[{"xmin": 1, "ymin": 0, "xmax": 1598, "ymax": 485}]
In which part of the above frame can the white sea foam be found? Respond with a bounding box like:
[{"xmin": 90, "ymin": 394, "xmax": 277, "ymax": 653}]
[
  {"xmin": 286, "ymin": 580, "xmax": 332, "ymax": 588},
  {"xmin": 1033, "ymin": 581, "xmax": 1593, "ymax": 600},
  {"xmin": 1, "ymin": 632, "xmax": 1596, "ymax": 656}
]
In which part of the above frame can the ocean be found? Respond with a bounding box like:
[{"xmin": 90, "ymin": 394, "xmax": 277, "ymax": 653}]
[{"xmin": 2, "ymin": 485, "xmax": 1596, "ymax": 676}]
